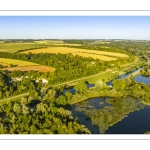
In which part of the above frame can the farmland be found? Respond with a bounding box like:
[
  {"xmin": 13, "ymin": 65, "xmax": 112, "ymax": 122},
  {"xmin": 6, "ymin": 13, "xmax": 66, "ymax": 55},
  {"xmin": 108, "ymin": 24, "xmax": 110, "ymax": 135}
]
[
  {"xmin": 0, "ymin": 58, "xmax": 39, "ymax": 67},
  {"xmin": 21, "ymin": 47, "xmax": 129, "ymax": 61},
  {"xmin": 0, "ymin": 58, "xmax": 55, "ymax": 72},
  {"xmin": 0, "ymin": 42, "xmax": 82, "ymax": 53},
  {"xmin": 0, "ymin": 43, "xmax": 49, "ymax": 53},
  {"xmin": 1, "ymin": 65, "xmax": 55, "ymax": 72}
]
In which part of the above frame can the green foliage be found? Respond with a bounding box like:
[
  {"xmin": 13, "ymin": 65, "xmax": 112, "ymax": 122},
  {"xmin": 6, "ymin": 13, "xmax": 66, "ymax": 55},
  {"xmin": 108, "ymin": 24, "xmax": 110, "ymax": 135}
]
[
  {"xmin": 0, "ymin": 64, "xmax": 3, "ymax": 69},
  {"xmin": 112, "ymin": 79, "xmax": 126, "ymax": 91},
  {"xmin": 0, "ymin": 94, "xmax": 91, "ymax": 134},
  {"xmin": 65, "ymin": 91, "xmax": 73, "ymax": 103},
  {"xmin": 95, "ymin": 80, "xmax": 106, "ymax": 90},
  {"xmin": 55, "ymin": 95, "xmax": 67, "ymax": 106},
  {"xmin": 74, "ymin": 81, "xmax": 87, "ymax": 93}
]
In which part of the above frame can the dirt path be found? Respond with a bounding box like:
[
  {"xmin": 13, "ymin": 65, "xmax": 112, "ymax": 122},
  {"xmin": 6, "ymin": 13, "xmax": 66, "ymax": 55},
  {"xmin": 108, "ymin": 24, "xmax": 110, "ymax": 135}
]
[
  {"xmin": 0, "ymin": 93, "xmax": 29, "ymax": 103},
  {"xmin": 121, "ymin": 56, "xmax": 139, "ymax": 67}
]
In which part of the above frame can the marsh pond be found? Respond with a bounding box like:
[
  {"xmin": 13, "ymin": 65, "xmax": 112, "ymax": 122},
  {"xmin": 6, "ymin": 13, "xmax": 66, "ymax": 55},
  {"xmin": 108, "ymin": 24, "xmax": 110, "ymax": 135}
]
[{"xmin": 69, "ymin": 70, "xmax": 150, "ymax": 134}]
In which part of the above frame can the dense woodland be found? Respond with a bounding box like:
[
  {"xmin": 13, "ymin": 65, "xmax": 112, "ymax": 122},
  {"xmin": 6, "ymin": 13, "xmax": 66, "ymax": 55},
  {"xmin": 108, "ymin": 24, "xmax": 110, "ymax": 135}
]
[
  {"xmin": 0, "ymin": 74, "xmax": 150, "ymax": 133},
  {"xmin": 0, "ymin": 92, "xmax": 91, "ymax": 134},
  {"xmin": 0, "ymin": 70, "xmax": 48, "ymax": 98}
]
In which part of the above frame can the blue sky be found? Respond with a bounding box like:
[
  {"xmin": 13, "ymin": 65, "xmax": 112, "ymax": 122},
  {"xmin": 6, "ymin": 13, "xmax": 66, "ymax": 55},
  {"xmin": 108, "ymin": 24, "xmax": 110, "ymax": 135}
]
[{"xmin": 0, "ymin": 16, "xmax": 150, "ymax": 39}]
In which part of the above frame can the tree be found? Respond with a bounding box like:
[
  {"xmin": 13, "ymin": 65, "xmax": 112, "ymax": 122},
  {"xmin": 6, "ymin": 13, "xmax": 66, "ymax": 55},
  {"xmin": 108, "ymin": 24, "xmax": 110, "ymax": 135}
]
[
  {"xmin": 13, "ymin": 103, "xmax": 21, "ymax": 115},
  {"xmin": 9, "ymin": 63, "xmax": 15, "ymax": 67},
  {"xmin": 55, "ymin": 95, "xmax": 67, "ymax": 106},
  {"xmin": 124, "ymin": 77, "xmax": 131, "ymax": 87},
  {"xmin": 112, "ymin": 79, "xmax": 126, "ymax": 91},
  {"xmin": 95, "ymin": 80, "xmax": 106, "ymax": 90},
  {"xmin": 0, "ymin": 64, "xmax": 3, "ymax": 69},
  {"xmin": 65, "ymin": 91, "xmax": 73, "ymax": 103},
  {"xmin": 74, "ymin": 81, "xmax": 87, "ymax": 93},
  {"xmin": 22, "ymin": 104, "xmax": 29, "ymax": 115},
  {"xmin": 0, "ymin": 90, "xmax": 3, "ymax": 98}
]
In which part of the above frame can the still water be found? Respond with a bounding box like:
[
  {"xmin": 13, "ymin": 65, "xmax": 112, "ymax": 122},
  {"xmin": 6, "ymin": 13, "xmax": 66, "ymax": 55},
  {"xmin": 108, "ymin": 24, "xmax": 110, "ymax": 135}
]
[
  {"xmin": 70, "ymin": 96, "xmax": 150, "ymax": 134},
  {"xmin": 134, "ymin": 74, "xmax": 150, "ymax": 85}
]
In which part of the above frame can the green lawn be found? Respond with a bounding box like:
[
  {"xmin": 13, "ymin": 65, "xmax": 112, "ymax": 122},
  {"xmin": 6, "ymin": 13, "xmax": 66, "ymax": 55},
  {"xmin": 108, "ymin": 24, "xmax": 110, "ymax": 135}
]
[{"xmin": 83, "ymin": 72, "xmax": 119, "ymax": 84}]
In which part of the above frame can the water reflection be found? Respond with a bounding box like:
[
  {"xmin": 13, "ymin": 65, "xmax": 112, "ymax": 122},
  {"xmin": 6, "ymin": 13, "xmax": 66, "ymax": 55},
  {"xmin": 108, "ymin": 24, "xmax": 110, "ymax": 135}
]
[{"xmin": 71, "ymin": 97, "xmax": 144, "ymax": 134}]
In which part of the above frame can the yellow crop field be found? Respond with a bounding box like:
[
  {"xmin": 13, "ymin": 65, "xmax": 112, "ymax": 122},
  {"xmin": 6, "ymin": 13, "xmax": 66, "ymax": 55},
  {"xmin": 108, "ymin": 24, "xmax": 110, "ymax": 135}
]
[
  {"xmin": 0, "ymin": 58, "xmax": 55, "ymax": 72},
  {"xmin": 0, "ymin": 58, "xmax": 39, "ymax": 66},
  {"xmin": 51, "ymin": 44, "xmax": 81, "ymax": 46},
  {"xmin": 21, "ymin": 47, "xmax": 128, "ymax": 61},
  {"xmin": 74, "ymin": 53, "xmax": 116, "ymax": 61},
  {"xmin": 1, "ymin": 65, "xmax": 55, "ymax": 72}
]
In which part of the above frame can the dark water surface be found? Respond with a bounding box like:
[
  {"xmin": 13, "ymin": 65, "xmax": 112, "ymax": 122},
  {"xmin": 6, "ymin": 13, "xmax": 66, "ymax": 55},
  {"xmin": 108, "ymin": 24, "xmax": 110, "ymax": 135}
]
[
  {"xmin": 70, "ymin": 96, "xmax": 150, "ymax": 134},
  {"xmin": 105, "ymin": 106, "xmax": 150, "ymax": 134}
]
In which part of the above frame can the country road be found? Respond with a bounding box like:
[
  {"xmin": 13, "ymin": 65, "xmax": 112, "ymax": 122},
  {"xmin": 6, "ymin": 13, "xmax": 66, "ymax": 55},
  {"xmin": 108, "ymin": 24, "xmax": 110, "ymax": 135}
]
[
  {"xmin": 0, "ymin": 93, "xmax": 29, "ymax": 103},
  {"xmin": 0, "ymin": 70, "xmax": 109, "ymax": 102},
  {"xmin": 51, "ymin": 70, "xmax": 109, "ymax": 87}
]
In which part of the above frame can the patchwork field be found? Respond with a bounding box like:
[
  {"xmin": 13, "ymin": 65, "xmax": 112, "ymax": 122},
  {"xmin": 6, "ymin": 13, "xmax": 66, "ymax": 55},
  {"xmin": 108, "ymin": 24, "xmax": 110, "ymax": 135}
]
[
  {"xmin": 21, "ymin": 47, "xmax": 128, "ymax": 61},
  {"xmin": 0, "ymin": 58, "xmax": 55, "ymax": 72}
]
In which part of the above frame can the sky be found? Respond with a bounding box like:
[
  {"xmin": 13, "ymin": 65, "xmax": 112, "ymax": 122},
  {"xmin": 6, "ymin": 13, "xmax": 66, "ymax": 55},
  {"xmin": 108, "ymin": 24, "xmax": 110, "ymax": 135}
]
[{"xmin": 0, "ymin": 16, "xmax": 150, "ymax": 40}]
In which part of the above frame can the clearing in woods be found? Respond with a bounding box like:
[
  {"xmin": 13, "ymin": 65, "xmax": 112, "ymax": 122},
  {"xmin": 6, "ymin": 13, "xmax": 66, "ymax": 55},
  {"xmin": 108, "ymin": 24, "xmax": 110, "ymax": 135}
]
[{"xmin": 21, "ymin": 47, "xmax": 129, "ymax": 61}]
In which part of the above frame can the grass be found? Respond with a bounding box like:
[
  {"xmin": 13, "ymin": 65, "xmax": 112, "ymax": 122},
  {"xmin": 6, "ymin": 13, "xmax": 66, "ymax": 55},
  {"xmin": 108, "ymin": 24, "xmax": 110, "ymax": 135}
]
[
  {"xmin": 21, "ymin": 47, "xmax": 128, "ymax": 61},
  {"xmin": 84, "ymin": 71, "xmax": 119, "ymax": 83}
]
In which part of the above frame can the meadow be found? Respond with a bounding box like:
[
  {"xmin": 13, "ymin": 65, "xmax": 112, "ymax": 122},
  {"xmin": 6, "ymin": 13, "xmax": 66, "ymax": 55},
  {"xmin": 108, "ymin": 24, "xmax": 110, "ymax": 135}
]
[{"xmin": 21, "ymin": 47, "xmax": 129, "ymax": 61}]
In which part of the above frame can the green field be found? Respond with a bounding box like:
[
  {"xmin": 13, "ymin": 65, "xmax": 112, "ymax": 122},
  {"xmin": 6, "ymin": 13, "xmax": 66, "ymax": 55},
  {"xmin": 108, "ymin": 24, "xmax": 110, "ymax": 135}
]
[
  {"xmin": 86, "ymin": 72, "xmax": 119, "ymax": 83},
  {"xmin": 0, "ymin": 43, "xmax": 52, "ymax": 53},
  {"xmin": 0, "ymin": 41, "xmax": 82, "ymax": 53}
]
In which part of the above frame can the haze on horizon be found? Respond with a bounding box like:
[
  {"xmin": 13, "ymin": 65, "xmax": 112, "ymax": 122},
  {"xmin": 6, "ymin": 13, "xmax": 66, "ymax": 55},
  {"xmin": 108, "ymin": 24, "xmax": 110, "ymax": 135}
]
[{"xmin": 0, "ymin": 16, "xmax": 150, "ymax": 40}]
